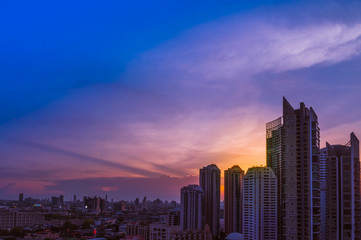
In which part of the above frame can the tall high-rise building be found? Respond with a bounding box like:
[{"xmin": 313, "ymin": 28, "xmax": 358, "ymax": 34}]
[
  {"xmin": 325, "ymin": 133, "xmax": 360, "ymax": 240},
  {"xmin": 266, "ymin": 97, "xmax": 321, "ymax": 240},
  {"xmin": 319, "ymin": 148, "xmax": 327, "ymax": 240},
  {"xmin": 266, "ymin": 117, "xmax": 282, "ymax": 240},
  {"xmin": 200, "ymin": 164, "xmax": 220, "ymax": 237},
  {"xmin": 224, "ymin": 165, "xmax": 244, "ymax": 234},
  {"xmin": 180, "ymin": 185, "xmax": 204, "ymax": 231},
  {"xmin": 243, "ymin": 166, "xmax": 277, "ymax": 240}
]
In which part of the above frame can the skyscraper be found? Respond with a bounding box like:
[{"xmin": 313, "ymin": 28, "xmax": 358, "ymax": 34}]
[
  {"xmin": 243, "ymin": 166, "xmax": 277, "ymax": 240},
  {"xmin": 200, "ymin": 164, "xmax": 220, "ymax": 237},
  {"xmin": 325, "ymin": 133, "xmax": 360, "ymax": 240},
  {"xmin": 224, "ymin": 165, "xmax": 244, "ymax": 234},
  {"xmin": 180, "ymin": 185, "xmax": 204, "ymax": 231},
  {"xmin": 266, "ymin": 97, "xmax": 321, "ymax": 240},
  {"xmin": 319, "ymin": 147, "xmax": 327, "ymax": 240},
  {"xmin": 266, "ymin": 117, "xmax": 282, "ymax": 240}
]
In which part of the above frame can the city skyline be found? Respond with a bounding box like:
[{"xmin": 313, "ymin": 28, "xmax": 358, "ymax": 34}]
[{"xmin": 2, "ymin": 0, "xmax": 361, "ymax": 201}]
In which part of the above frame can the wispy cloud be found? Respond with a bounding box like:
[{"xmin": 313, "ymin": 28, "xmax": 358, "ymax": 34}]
[
  {"xmin": 6, "ymin": 138, "xmax": 161, "ymax": 178},
  {"xmin": 1, "ymin": 2, "xmax": 361, "ymax": 199},
  {"xmin": 131, "ymin": 19, "xmax": 361, "ymax": 84}
]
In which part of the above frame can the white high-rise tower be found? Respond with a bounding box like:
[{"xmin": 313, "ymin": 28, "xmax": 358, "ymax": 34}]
[{"xmin": 243, "ymin": 166, "xmax": 277, "ymax": 240}]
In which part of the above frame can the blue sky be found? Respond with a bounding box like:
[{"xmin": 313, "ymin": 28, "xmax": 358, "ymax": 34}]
[
  {"xmin": 1, "ymin": 0, "xmax": 286, "ymax": 124},
  {"xmin": 1, "ymin": 0, "xmax": 361, "ymax": 200}
]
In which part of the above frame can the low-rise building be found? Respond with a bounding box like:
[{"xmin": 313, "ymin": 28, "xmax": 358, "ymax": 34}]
[
  {"xmin": 25, "ymin": 230, "xmax": 59, "ymax": 240},
  {"xmin": 0, "ymin": 211, "xmax": 44, "ymax": 229},
  {"xmin": 170, "ymin": 229, "xmax": 212, "ymax": 240}
]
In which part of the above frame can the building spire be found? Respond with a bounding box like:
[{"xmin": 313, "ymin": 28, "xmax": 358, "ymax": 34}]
[{"xmin": 282, "ymin": 97, "xmax": 294, "ymax": 115}]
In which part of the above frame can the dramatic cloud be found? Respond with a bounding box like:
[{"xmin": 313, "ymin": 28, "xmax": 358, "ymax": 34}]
[
  {"xmin": 1, "ymin": 2, "xmax": 361, "ymax": 200},
  {"xmin": 127, "ymin": 12, "xmax": 361, "ymax": 87}
]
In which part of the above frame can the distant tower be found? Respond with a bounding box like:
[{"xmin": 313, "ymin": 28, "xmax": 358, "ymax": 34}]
[
  {"xmin": 19, "ymin": 193, "xmax": 24, "ymax": 203},
  {"xmin": 52, "ymin": 196, "xmax": 59, "ymax": 205},
  {"xmin": 73, "ymin": 194, "xmax": 77, "ymax": 202},
  {"xmin": 135, "ymin": 198, "xmax": 139, "ymax": 211},
  {"xmin": 243, "ymin": 166, "xmax": 277, "ymax": 240},
  {"xmin": 180, "ymin": 185, "xmax": 204, "ymax": 231},
  {"xmin": 200, "ymin": 164, "xmax": 220, "ymax": 237},
  {"xmin": 59, "ymin": 195, "xmax": 64, "ymax": 204},
  {"xmin": 142, "ymin": 196, "xmax": 147, "ymax": 210},
  {"xmin": 224, "ymin": 165, "xmax": 244, "ymax": 234},
  {"xmin": 326, "ymin": 133, "xmax": 361, "ymax": 240}
]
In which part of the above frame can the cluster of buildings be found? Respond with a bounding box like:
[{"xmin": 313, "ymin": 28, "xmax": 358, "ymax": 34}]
[
  {"xmin": 180, "ymin": 164, "xmax": 277, "ymax": 240},
  {"xmin": 0, "ymin": 194, "xmax": 182, "ymax": 239},
  {"xmin": 126, "ymin": 207, "xmax": 214, "ymax": 240},
  {"xmin": 180, "ymin": 98, "xmax": 361, "ymax": 240},
  {"xmin": 0, "ymin": 98, "xmax": 359, "ymax": 240}
]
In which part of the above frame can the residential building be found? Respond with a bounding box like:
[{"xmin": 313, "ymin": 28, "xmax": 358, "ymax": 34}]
[
  {"xmin": 224, "ymin": 165, "xmax": 244, "ymax": 234},
  {"xmin": 150, "ymin": 224, "xmax": 180, "ymax": 240},
  {"xmin": 199, "ymin": 164, "xmax": 220, "ymax": 237},
  {"xmin": 319, "ymin": 147, "xmax": 327, "ymax": 240},
  {"xmin": 0, "ymin": 211, "xmax": 45, "ymax": 229},
  {"xmin": 325, "ymin": 133, "xmax": 361, "ymax": 240},
  {"xmin": 170, "ymin": 229, "xmax": 212, "ymax": 240},
  {"xmin": 243, "ymin": 166, "xmax": 277, "ymax": 240},
  {"xmin": 127, "ymin": 223, "xmax": 150, "ymax": 240},
  {"xmin": 180, "ymin": 185, "xmax": 204, "ymax": 231},
  {"xmin": 266, "ymin": 97, "xmax": 321, "ymax": 239}
]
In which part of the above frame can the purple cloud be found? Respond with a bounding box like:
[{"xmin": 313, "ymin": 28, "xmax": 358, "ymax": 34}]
[{"xmin": 1, "ymin": 1, "xmax": 361, "ymax": 200}]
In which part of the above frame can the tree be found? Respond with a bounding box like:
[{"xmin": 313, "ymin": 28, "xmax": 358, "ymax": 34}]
[
  {"xmin": 10, "ymin": 227, "xmax": 24, "ymax": 237},
  {"xmin": 82, "ymin": 219, "xmax": 95, "ymax": 229},
  {"xmin": 62, "ymin": 220, "xmax": 74, "ymax": 231}
]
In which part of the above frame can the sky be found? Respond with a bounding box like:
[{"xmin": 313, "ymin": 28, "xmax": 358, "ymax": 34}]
[{"xmin": 1, "ymin": 0, "xmax": 361, "ymax": 201}]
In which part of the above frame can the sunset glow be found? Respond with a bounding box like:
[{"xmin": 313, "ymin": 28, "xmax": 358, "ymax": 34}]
[{"xmin": 1, "ymin": 0, "xmax": 361, "ymax": 201}]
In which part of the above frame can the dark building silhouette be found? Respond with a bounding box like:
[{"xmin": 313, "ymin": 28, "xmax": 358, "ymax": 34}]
[
  {"xmin": 224, "ymin": 165, "xmax": 244, "ymax": 234},
  {"xmin": 325, "ymin": 133, "xmax": 360, "ymax": 240},
  {"xmin": 51, "ymin": 196, "xmax": 59, "ymax": 205},
  {"xmin": 200, "ymin": 164, "xmax": 220, "ymax": 237},
  {"xmin": 18, "ymin": 193, "xmax": 24, "ymax": 203},
  {"xmin": 84, "ymin": 196, "xmax": 105, "ymax": 213},
  {"xmin": 59, "ymin": 195, "xmax": 64, "ymax": 204},
  {"xmin": 266, "ymin": 97, "xmax": 321, "ymax": 240},
  {"xmin": 168, "ymin": 208, "xmax": 181, "ymax": 226}
]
